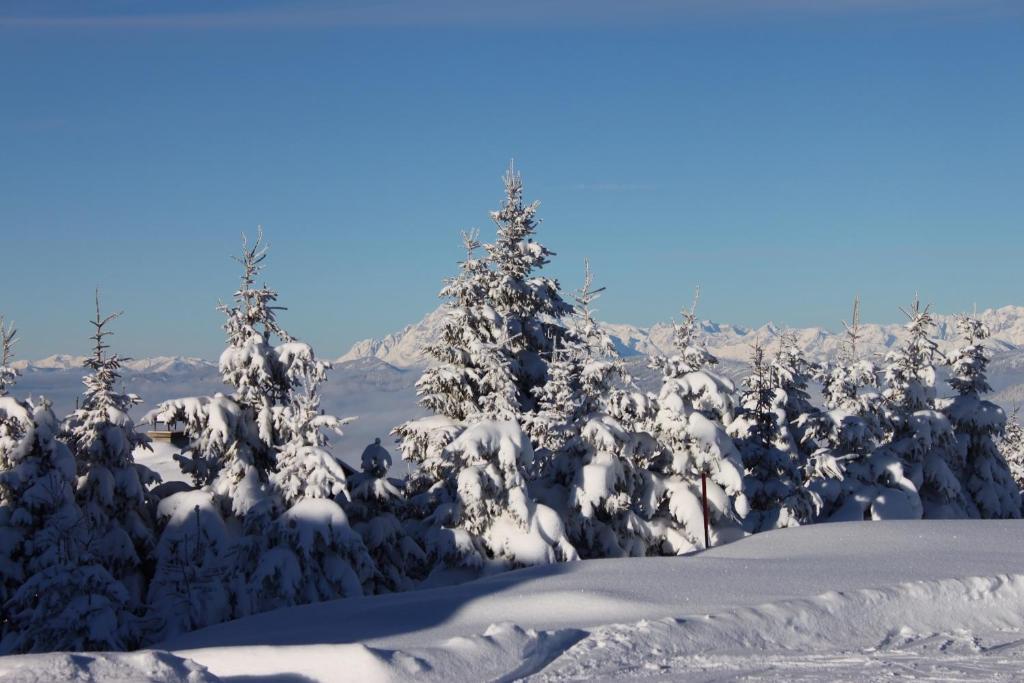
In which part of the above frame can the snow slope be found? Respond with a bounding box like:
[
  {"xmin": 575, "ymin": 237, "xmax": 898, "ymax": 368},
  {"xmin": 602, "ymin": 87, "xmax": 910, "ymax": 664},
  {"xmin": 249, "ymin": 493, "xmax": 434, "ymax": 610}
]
[{"xmin": 4, "ymin": 520, "xmax": 1020, "ymax": 681}]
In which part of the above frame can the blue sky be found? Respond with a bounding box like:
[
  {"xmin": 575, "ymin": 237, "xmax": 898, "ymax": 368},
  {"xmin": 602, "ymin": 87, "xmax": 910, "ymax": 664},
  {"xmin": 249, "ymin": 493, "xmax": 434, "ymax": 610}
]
[{"xmin": 1, "ymin": 1, "xmax": 1022, "ymax": 360}]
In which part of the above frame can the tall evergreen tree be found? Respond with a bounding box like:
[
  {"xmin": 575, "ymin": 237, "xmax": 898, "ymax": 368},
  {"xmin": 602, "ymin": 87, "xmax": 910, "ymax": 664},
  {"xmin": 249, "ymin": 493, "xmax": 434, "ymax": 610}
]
[
  {"xmin": 151, "ymin": 230, "xmax": 303, "ymax": 517},
  {"xmin": 999, "ymin": 407, "xmax": 1024, "ymax": 511},
  {"xmin": 250, "ymin": 362, "xmax": 376, "ymax": 612},
  {"xmin": 395, "ymin": 166, "xmax": 579, "ymax": 576},
  {"xmin": 147, "ymin": 230, "xmax": 372, "ymax": 632},
  {"xmin": 414, "ymin": 229, "xmax": 518, "ymax": 423},
  {"xmin": 941, "ymin": 314, "xmax": 1021, "ymax": 518},
  {"xmin": 62, "ymin": 293, "xmax": 159, "ymax": 606},
  {"xmin": 530, "ymin": 262, "xmax": 650, "ymax": 558},
  {"xmin": 0, "ymin": 318, "xmax": 18, "ymax": 397},
  {"xmin": 807, "ymin": 300, "xmax": 907, "ymax": 521},
  {"xmin": 1, "ymin": 345, "xmax": 137, "ymax": 651},
  {"xmin": 484, "ymin": 162, "xmax": 575, "ymax": 423},
  {"xmin": 647, "ymin": 293, "xmax": 748, "ymax": 552},
  {"xmin": 875, "ymin": 297, "xmax": 966, "ymax": 519},
  {"xmin": 728, "ymin": 338, "xmax": 817, "ymax": 531}
]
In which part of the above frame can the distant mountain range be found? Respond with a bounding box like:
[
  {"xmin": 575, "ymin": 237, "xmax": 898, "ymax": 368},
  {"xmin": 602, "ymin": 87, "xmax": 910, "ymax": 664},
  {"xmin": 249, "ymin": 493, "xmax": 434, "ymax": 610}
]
[
  {"xmin": 11, "ymin": 355, "xmax": 215, "ymax": 374},
  {"xmin": 7, "ymin": 306, "xmax": 1024, "ymax": 460},
  {"xmin": 337, "ymin": 305, "xmax": 1024, "ymax": 368},
  {"xmin": 13, "ymin": 305, "xmax": 1024, "ymax": 378}
]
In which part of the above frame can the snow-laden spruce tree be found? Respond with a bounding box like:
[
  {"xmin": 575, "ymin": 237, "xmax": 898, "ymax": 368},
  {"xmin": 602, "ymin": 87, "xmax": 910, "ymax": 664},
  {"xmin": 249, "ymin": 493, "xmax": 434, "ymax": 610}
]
[
  {"xmin": 806, "ymin": 300, "xmax": 908, "ymax": 521},
  {"xmin": 728, "ymin": 338, "xmax": 818, "ymax": 532},
  {"xmin": 0, "ymin": 318, "xmax": 18, "ymax": 397},
  {"xmin": 0, "ymin": 392, "xmax": 138, "ymax": 653},
  {"xmin": 414, "ymin": 229, "xmax": 519, "ymax": 423},
  {"xmin": 395, "ymin": 166, "xmax": 579, "ymax": 578},
  {"xmin": 249, "ymin": 364, "xmax": 375, "ymax": 611},
  {"xmin": 147, "ymin": 230, "xmax": 366, "ymax": 631},
  {"xmin": 145, "ymin": 489, "xmax": 233, "ymax": 642},
  {"xmin": 418, "ymin": 419, "xmax": 577, "ymax": 575},
  {"xmin": 940, "ymin": 315, "xmax": 1020, "ymax": 518},
  {"xmin": 346, "ymin": 438, "xmax": 426, "ymax": 592},
  {"xmin": 149, "ymin": 230, "xmax": 323, "ymax": 517},
  {"xmin": 647, "ymin": 292, "xmax": 748, "ymax": 552},
  {"xmin": 875, "ymin": 297, "xmax": 966, "ymax": 519},
  {"xmin": 62, "ymin": 294, "xmax": 159, "ymax": 604},
  {"xmin": 529, "ymin": 263, "xmax": 652, "ymax": 558},
  {"xmin": 999, "ymin": 407, "xmax": 1024, "ymax": 510},
  {"xmin": 484, "ymin": 162, "xmax": 575, "ymax": 422},
  {"xmin": 818, "ymin": 300, "xmax": 882, "ymax": 420}
]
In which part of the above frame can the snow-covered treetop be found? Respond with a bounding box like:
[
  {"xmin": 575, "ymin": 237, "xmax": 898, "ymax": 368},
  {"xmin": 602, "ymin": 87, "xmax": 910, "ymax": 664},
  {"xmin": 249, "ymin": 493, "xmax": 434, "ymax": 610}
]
[
  {"xmin": 840, "ymin": 297, "xmax": 864, "ymax": 364},
  {"xmin": 64, "ymin": 292, "xmax": 149, "ymax": 465},
  {"xmin": 654, "ymin": 288, "xmax": 718, "ymax": 379},
  {"xmin": 947, "ymin": 314, "xmax": 993, "ymax": 397},
  {"xmin": 768, "ymin": 332, "xmax": 818, "ymax": 418},
  {"xmin": 439, "ymin": 229, "xmax": 490, "ymax": 311},
  {"xmin": 570, "ymin": 259, "xmax": 616, "ymax": 359},
  {"xmin": 486, "ymin": 161, "xmax": 547, "ymax": 282},
  {"xmin": 0, "ymin": 317, "xmax": 18, "ymax": 396},
  {"xmin": 483, "ymin": 160, "xmax": 573, "ymax": 326},
  {"xmin": 218, "ymin": 228, "xmax": 297, "ymax": 407},
  {"xmin": 0, "ymin": 394, "xmax": 35, "ymax": 470},
  {"xmin": 883, "ymin": 296, "xmax": 940, "ymax": 412}
]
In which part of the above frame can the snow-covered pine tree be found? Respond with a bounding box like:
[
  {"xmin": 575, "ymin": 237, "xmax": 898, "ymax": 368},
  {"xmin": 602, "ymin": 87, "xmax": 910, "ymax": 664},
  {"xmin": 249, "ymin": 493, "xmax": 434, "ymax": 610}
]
[
  {"xmin": 999, "ymin": 407, "xmax": 1024, "ymax": 511},
  {"xmin": 650, "ymin": 288, "xmax": 717, "ymax": 380},
  {"xmin": 483, "ymin": 162, "xmax": 575, "ymax": 426},
  {"xmin": 806, "ymin": 299, "xmax": 907, "ymax": 522},
  {"xmin": 875, "ymin": 297, "xmax": 966, "ymax": 519},
  {"xmin": 940, "ymin": 314, "xmax": 1021, "ymax": 518},
  {"xmin": 646, "ymin": 293, "xmax": 748, "ymax": 553},
  {"xmin": 346, "ymin": 438, "xmax": 426, "ymax": 592},
  {"xmin": 414, "ymin": 229, "xmax": 519, "ymax": 423},
  {"xmin": 530, "ymin": 262, "xmax": 651, "ymax": 558},
  {"xmin": 150, "ymin": 230, "xmax": 313, "ymax": 517},
  {"xmin": 395, "ymin": 416, "xmax": 579, "ymax": 578},
  {"xmin": 62, "ymin": 293, "xmax": 158, "ymax": 607},
  {"xmin": 145, "ymin": 490, "xmax": 233, "ymax": 641},
  {"xmin": 0, "ymin": 394, "xmax": 137, "ymax": 653},
  {"xmin": 148, "ymin": 230, "xmax": 357, "ymax": 631},
  {"xmin": 819, "ymin": 299, "xmax": 880, "ymax": 417},
  {"xmin": 395, "ymin": 167, "xmax": 580, "ymax": 578},
  {"xmin": 0, "ymin": 318, "xmax": 18, "ymax": 396},
  {"xmin": 270, "ymin": 365, "xmax": 349, "ymax": 505},
  {"xmin": 728, "ymin": 338, "xmax": 817, "ymax": 532},
  {"xmin": 250, "ymin": 364, "xmax": 375, "ymax": 611}
]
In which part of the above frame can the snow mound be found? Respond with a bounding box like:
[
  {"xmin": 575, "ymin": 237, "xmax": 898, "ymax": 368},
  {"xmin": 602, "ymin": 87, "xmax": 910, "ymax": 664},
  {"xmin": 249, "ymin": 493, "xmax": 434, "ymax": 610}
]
[
  {"xmin": 534, "ymin": 574, "xmax": 1024, "ymax": 681},
  {"xmin": 9, "ymin": 521, "xmax": 1024, "ymax": 681},
  {"xmin": 0, "ymin": 650, "xmax": 217, "ymax": 682}
]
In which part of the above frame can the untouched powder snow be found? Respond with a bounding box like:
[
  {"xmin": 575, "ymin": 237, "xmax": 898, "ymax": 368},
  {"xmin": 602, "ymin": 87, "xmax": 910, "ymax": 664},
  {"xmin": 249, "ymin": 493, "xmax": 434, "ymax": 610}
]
[{"xmin": 3, "ymin": 520, "xmax": 1024, "ymax": 681}]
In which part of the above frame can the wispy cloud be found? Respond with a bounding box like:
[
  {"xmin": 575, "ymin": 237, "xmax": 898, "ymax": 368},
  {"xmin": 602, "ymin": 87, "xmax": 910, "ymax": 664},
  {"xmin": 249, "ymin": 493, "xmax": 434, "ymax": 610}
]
[
  {"xmin": 1, "ymin": 0, "xmax": 1017, "ymax": 31},
  {"xmin": 574, "ymin": 182, "xmax": 659, "ymax": 193}
]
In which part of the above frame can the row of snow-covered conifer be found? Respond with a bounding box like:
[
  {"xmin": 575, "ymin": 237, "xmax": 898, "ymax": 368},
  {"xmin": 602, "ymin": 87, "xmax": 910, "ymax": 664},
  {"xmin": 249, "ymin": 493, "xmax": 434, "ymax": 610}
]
[{"xmin": 2, "ymin": 164, "xmax": 1023, "ymax": 655}]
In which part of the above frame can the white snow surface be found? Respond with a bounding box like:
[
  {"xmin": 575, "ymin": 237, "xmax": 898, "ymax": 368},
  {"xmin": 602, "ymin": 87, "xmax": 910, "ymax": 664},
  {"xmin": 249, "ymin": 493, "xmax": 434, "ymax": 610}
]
[{"xmin": 5, "ymin": 520, "xmax": 1023, "ymax": 681}]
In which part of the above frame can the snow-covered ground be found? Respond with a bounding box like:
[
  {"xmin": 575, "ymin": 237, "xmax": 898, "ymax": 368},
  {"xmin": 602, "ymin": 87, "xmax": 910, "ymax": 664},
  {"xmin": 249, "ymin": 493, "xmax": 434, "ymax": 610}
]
[{"xmin": 2, "ymin": 520, "xmax": 1022, "ymax": 681}]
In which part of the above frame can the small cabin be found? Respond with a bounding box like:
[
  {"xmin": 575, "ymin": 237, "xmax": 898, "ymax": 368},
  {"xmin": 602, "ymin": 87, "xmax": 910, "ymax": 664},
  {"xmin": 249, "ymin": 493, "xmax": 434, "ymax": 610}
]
[{"xmin": 148, "ymin": 420, "xmax": 189, "ymax": 448}]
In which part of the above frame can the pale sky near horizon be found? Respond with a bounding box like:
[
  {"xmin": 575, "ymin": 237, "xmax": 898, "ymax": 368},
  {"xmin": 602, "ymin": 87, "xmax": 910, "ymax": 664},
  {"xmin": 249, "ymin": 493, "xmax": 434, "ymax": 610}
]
[{"xmin": 1, "ymin": 1, "xmax": 1022, "ymax": 360}]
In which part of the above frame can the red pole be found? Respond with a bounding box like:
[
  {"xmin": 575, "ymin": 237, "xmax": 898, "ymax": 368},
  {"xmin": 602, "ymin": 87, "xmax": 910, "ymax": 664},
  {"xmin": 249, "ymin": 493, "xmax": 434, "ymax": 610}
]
[{"xmin": 701, "ymin": 470, "xmax": 710, "ymax": 550}]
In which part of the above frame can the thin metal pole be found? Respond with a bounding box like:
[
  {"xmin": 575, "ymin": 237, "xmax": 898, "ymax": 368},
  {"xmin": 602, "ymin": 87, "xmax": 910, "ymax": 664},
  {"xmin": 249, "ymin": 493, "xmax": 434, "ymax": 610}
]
[{"xmin": 701, "ymin": 470, "xmax": 710, "ymax": 550}]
